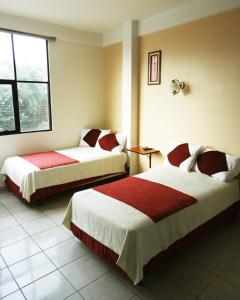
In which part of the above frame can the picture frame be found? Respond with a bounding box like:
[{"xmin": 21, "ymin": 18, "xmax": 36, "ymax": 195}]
[{"xmin": 148, "ymin": 50, "xmax": 161, "ymax": 85}]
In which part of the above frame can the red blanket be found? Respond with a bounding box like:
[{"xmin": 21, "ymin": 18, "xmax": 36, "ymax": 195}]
[
  {"xmin": 20, "ymin": 151, "xmax": 79, "ymax": 170},
  {"xmin": 94, "ymin": 177, "xmax": 197, "ymax": 222}
]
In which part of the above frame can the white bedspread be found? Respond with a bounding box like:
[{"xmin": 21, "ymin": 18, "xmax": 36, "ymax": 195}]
[
  {"xmin": 0, "ymin": 147, "xmax": 127, "ymax": 201},
  {"xmin": 63, "ymin": 165, "xmax": 239, "ymax": 285}
]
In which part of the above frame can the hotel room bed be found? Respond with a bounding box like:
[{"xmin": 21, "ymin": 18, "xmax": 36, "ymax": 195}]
[
  {"xmin": 63, "ymin": 164, "xmax": 240, "ymax": 285},
  {"xmin": 1, "ymin": 147, "xmax": 127, "ymax": 203}
]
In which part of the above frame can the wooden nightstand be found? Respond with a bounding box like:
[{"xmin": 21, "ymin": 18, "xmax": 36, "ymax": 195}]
[{"xmin": 127, "ymin": 146, "xmax": 160, "ymax": 168}]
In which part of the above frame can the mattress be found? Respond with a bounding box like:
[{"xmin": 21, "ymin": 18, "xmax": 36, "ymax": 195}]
[
  {"xmin": 63, "ymin": 165, "xmax": 239, "ymax": 284},
  {"xmin": 1, "ymin": 147, "xmax": 127, "ymax": 201}
]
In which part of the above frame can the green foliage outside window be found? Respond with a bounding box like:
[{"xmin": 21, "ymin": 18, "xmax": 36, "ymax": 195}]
[{"xmin": 0, "ymin": 31, "xmax": 51, "ymax": 135}]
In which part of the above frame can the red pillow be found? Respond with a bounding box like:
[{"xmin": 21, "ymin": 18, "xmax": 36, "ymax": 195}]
[
  {"xmin": 194, "ymin": 148, "xmax": 240, "ymax": 181},
  {"xmin": 79, "ymin": 129, "xmax": 110, "ymax": 147},
  {"xmin": 167, "ymin": 143, "xmax": 191, "ymax": 167},
  {"xmin": 98, "ymin": 133, "xmax": 119, "ymax": 151},
  {"xmin": 97, "ymin": 132, "xmax": 126, "ymax": 152},
  {"xmin": 83, "ymin": 129, "xmax": 101, "ymax": 147},
  {"xmin": 196, "ymin": 151, "xmax": 228, "ymax": 176},
  {"xmin": 166, "ymin": 142, "xmax": 204, "ymax": 171}
]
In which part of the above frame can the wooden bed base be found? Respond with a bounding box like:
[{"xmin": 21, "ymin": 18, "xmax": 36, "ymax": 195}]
[
  {"xmin": 71, "ymin": 200, "xmax": 240, "ymax": 283},
  {"xmin": 5, "ymin": 172, "xmax": 126, "ymax": 204}
]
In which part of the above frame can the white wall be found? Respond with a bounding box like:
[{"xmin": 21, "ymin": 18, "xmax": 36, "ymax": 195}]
[
  {"xmin": 0, "ymin": 12, "xmax": 102, "ymax": 46},
  {"xmin": 103, "ymin": 0, "xmax": 240, "ymax": 46},
  {"xmin": 0, "ymin": 14, "xmax": 104, "ymax": 185}
]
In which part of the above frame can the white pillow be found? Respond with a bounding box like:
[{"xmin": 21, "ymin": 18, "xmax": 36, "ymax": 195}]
[
  {"xmin": 165, "ymin": 142, "xmax": 204, "ymax": 171},
  {"xmin": 79, "ymin": 129, "xmax": 110, "ymax": 147},
  {"xmin": 194, "ymin": 148, "xmax": 240, "ymax": 181},
  {"xmin": 96, "ymin": 132, "xmax": 126, "ymax": 152}
]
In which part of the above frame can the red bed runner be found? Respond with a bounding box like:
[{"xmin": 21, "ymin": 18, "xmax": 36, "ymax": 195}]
[
  {"xmin": 94, "ymin": 177, "xmax": 197, "ymax": 222},
  {"xmin": 20, "ymin": 151, "xmax": 79, "ymax": 170}
]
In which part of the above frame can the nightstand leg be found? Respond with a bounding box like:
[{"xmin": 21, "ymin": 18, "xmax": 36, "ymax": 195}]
[{"xmin": 148, "ymin": 154, "xmax": 152, "ymax": 168}]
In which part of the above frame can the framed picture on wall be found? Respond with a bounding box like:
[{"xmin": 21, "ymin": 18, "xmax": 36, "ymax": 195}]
[{"xmin": 148, "ymin": 50, "xmax": 161, "ymax": 85}]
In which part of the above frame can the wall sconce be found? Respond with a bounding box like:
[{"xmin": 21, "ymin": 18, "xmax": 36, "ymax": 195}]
[{"xmin": 170, "ymin": 79, "xmax": 185, "ymax": 95}]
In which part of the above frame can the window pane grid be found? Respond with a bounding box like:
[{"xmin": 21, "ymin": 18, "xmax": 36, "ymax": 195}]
[
  {"xmin": 18, "ymin": 83, "xmax": 50, "ymax": 132},
  {"xmin": 0, "ymin": 84, "xmax": 15, "ymax": 132},
  {"xmin": 14, "ymin": 34, "xmax": 48, "ymax": 82},
  {"xmin": 0, "ymin": 32, "xmax": 15, "ymax": 80},
  {"xmin": 15, "ymin": 80, "xmax": 49, "ymax": 84},
  {"xmin": 0, "ymin": 31, "xmax": 51, "ymax": 135}
]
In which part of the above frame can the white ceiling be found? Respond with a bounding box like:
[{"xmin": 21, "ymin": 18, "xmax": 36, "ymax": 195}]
[{"xmin": 0, "ymin": 0, "xmax": 194, "ymax": 33}]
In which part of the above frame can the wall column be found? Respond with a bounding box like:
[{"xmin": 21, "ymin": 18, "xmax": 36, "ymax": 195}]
[{"xmin": 122, "ymin": 21, "xmax": 139, "ymax": 174}]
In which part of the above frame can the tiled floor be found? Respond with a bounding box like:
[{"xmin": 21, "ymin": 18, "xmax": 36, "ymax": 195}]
[{"xmin": 0, "ymin": 187, "xmax": 240, "ymax": 300}]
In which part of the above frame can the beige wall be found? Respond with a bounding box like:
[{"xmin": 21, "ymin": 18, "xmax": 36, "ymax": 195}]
[
  {"xmin": 0, "ymin": 20, "xmax": 104, "ymax": 184},
  {"xmin": 2, "ymin": 8, "xmax": 240, "ymax": 180},
  {"xmin": 49, "ymin": 39, "xmax": 104, "ymax": 144},
  {"xmin": 139, "ymin": 8, "xmax": 240, "ymax": 171},
  {"xmin": 103, "ymin": 42, "xmax": 122, "ymax": 132}
]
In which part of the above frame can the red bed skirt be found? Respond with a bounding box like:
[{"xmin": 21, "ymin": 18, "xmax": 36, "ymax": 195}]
[
  {"xmin": 71, "ymin": 200, "xmax": 240, "ymax": 282},
  {"xmin": 5, "ymin": 173, "xmax": 125, "ymax": 204}
]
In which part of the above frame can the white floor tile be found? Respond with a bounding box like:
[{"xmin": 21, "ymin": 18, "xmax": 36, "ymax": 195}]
[
  {"xmin": 168, "ymin": 258, "xmax": 216, "ymax": 295},
  {"xmin": 129, "ymin": 295, "xmax": 141, "ymax": 300},
  {"xmin": 9, "ymin": 252, "xmax": 56, "ymax": 288},
  {"xmin": 0, "ymin": 215, "xmax": 18, "ymax": 232},
  {"xmin": 0, "ymin": 225, "xmax": 29, "ymax": 248},
  {"xmin": 60, "ymin": 224, "xmax": 74, "ymax": 237},
  {"xmin": 183, "ymin": 241, "xmax": 238, "ymax": 275},
  {"xmin": 80, "ymin": 272, "xmax": 134, "ymax": 300},
  {"xmin": 22, "ymin": 216, "xmax": 56, "ymax": 236},
  {"xmin": 2, "ymin": 290, "xmax": 25, "ymax": 300},
  {"xmin": 33, "ymin": 226, "xmax": 71, "ymax": 250},
  {"xmin": 45, "ymin": 238, "xmax": 87, "ymax": 267},
  {"xmin": 60, "ymin": 254, "xmax": 110, "ymax": 290},
  {"xmin": 199, "ymin": 277, "xmax": 240, "ymax": 300},
  {"xmin": 1, "ymin": 187, "xmax": 240, "ymax": 300},
  {"xmin": 0, "ymin": 193, "xmax": 19, "ymax": 207},
  {"xmin": 0, "ymin": 187, "xmax": 9, "ymax": 196},
  {"xmin": 0, "ymin": 268, "xmax": 19, "ymax": 298},
  {"xmin": 0, "ymin": 237, "xmax": 41, "ymax": 266},
  {"xmin": 22, "ymin": 270, "xmax": 75, "ymax": 300},
  {"xmin": 0, "ymin": 255, "xmax": 7, "ymax": 270},
  {"xmin": 66, "ymin": 292, "xmax": 84, "ymax": 300},
  {"xmin": 40, "ymin": 197, "xmax": 69, "ymax": 213},
  {"xmin": 14, "ymin": 209, "xmax": 45, "ymax": 224},
  {"xmin": 4, "ymin": 201, "xmax": 29, "ymax": 214},
  {"xmin": 133, "ymin": 272, "xmax": 196, "ymax": 300},
  {"xmin": 0, "ymin": 205, "xmax": 10, "ymax": 218},
  {"xmin": 48, "ymin": 211, "xmax": 66, "ymax": 224},
  {"xmin": 219, "ymin": 256, "xmax": 240, "ymax": 288}
]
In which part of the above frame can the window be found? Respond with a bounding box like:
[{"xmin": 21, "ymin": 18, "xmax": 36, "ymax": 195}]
[{"xmin": 0, "ymin": 31, "xmax": 52, "ymax": 135}]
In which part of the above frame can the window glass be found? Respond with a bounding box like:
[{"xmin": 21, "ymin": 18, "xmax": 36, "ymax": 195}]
[
  {"xmin": 0, "ymin": 31, "xmax": 51, "ymax": 136},
  {"xmin": 14, "ymin": 34, "xmax": 48, "ymax": 82},
  {"xmin": 0, "ymin": 84, "xmax": 15, "ymax": 132},
  {"xmin": 18, "ymin": 83, "xmax": 49, "ymax": 132},
  {"xmin": 0, "ymin": 32, "xmax": 14, "ymax": 80}
]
